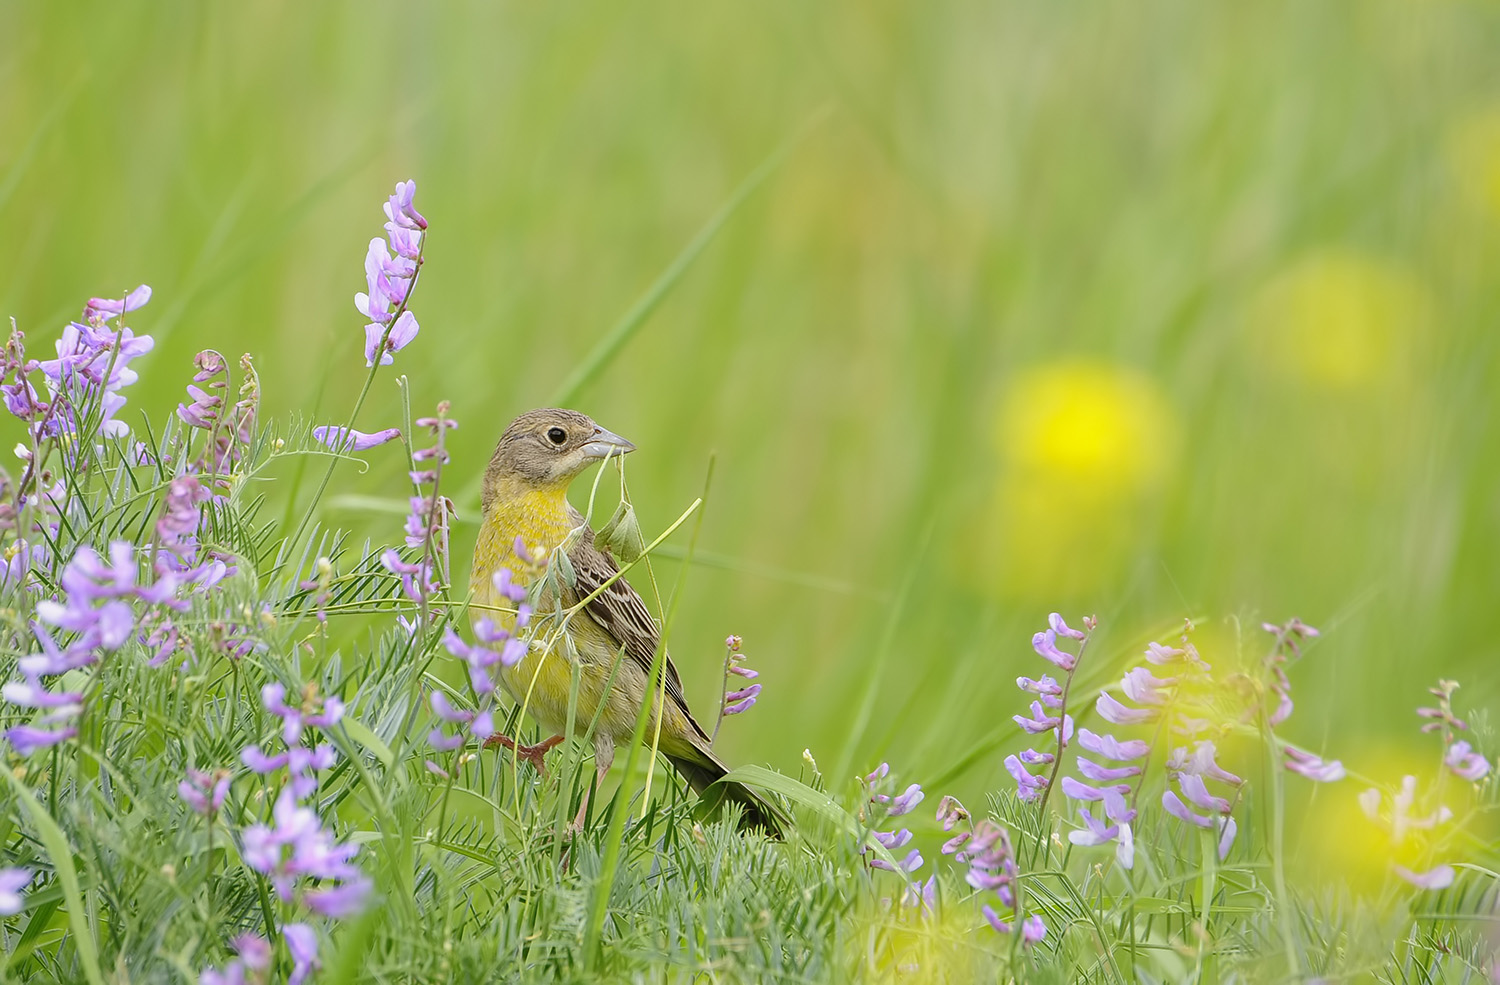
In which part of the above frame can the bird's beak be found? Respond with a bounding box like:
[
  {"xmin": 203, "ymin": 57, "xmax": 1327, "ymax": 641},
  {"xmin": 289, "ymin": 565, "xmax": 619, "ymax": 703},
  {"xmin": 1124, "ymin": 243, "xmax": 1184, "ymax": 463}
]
[{"xmin": 581, "ymin": 427, "xmax": 636, "ymax": 461}]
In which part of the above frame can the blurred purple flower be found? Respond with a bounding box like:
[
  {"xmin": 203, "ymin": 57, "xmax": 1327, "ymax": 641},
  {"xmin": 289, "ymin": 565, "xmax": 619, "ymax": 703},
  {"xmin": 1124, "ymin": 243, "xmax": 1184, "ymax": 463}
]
[
  {"xmin": 935, "ymin": 795, "xmax": 969, "ymax": 831},
  {"xmin": 981, "ymin": 908, "xmax": 1046, "ymax": 945},
  {"xmin": 868, "ymin": 849, "xmax": 923, "ymax": 875},
  {"xmin": 5, "ymin": 723, "xmax": 78, "ymax": 755},
  {"xmin": 1444, "ymin": 741, "xmax": 1490, "ymax": 782},
  {"xmin": 0, "ymin": 868, "xmax": 32, "ymax": 915},
  {"xmin": 178, "ymin": 768, "xmax": 231, "ymax": 816},
  {"xmin": 283, "ymin": 922, "xmax": 320, "ymax": 985},
  {"xmin": 1393, "ymin": 863, "xmax": 1456, "ymax": 891},
  {"xmin": 1283, "ymin": 746, "xmax": 1345, "ymax": 783}
]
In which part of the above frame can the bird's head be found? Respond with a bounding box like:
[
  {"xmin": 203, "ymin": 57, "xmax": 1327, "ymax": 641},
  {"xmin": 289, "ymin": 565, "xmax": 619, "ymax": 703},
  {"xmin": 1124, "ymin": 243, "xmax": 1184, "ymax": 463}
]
[{"xmin": 483, "ymin": 408, "xmax": 635, "ymax": 504}]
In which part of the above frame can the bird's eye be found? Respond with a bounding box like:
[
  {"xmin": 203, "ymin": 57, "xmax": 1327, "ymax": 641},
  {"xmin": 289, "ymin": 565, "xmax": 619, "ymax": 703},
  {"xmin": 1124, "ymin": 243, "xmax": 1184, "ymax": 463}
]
[{"xmin": 546, "ymin": 427, "xmax": 567, "ymax": 445}]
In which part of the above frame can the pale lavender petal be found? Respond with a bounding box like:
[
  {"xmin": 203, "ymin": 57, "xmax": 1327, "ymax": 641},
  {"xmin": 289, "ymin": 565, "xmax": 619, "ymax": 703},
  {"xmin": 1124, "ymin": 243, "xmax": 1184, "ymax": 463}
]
[
  {"xmin": 1393, "ymin": 863, "xmax": 1456, "ymax": 890},
  {"xmin": 1096, "ymin": 691, "xmax": 1155, "ymax": 725},
  {"xmin": 1076, "ymin": 756, "xmax": 1142, "ymax": 782},
  {"xmin": 1176, "ymin": 773, "xmax": 1232, "ymax": 814},
  {"xmin": 1031, "ymin": 630, "xmax": 1075, "ymax": 671},
  {"xmin": 1048, "ymin": 612, "xmax": 1086, "ymax": 640},
  {"xmin": 1078, "ymin": 728, "xmax": 1150, "ymax": 761},
  {"xmin": 1162, "ymin": 790, "xmax": 1213, "ymax": 828}
]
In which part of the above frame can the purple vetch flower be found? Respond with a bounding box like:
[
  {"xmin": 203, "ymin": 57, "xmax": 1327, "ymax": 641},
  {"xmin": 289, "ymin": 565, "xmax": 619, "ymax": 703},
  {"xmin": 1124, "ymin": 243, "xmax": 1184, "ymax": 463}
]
[
  {"xmin": 2, "ymin": 673, "xmax": 83, "ymax": 710},
  {"xmin": 1444, "ymin": 741, "xmax": 1490, "ymax": 782},
  {"xmin": 723, "ymin": 684, "xmax": 761, "ymax": 716},
  {"xmin": 1174, "ymin": 773, "xmax": 1232, "ymax": 814},
  {"xmin": 1120, "ymin": 666, "xmax": 1176, "ymax": 705},
  {"xmin": 1167, "ymin": 740, "xmax": 1243, "ymax": 786},
  {"xmin": 1005, "ymin": 755, "xmax": 1049, "ymax": 802},
  {"xmin": 242, "ymin": 790, "xmax": 366, "ymax": 905},
  {"xmin": 935, "ymin": 795, "xmax": 969, "ymax": 831},
  {"xmin": 364, "ymin": 311, "xmax": 421, "ymax": 367},
  {"xmin": 887, "ymin": 783, "xmax": 925, "ymax": 817},
  {"xmin": 1013, "ymin": 700, "xmax": 1073, "ymax": 736},
  {"xmin": 1010, "ymin": 614, "xmax": 1095, "ymax": 804},
  {"xmin": 4, "ymin": 723, "xmax": 78, "ymax": 755},
  {"xmin": 869, "ymin": 849, "xmax": 924, "ymax": 875},
  {"xmin": 354, "ymin": 180, "xmax": 427, "ymax": 366},
  {"xmin": 862, "ymin": 764, "xmax": 927, "ymax": 878},
  {"xmin": 0, "ymin": 868, "xmax": 33, "ymax": 915},
  {"xmin": 261, "ymin": 682, "xmax": 344, "ymax": 745},
  {"xmin": 283, "ymin": 922, "xmax": 320, "ymax": 985},
  {"xmin": 311, "ymin": 425, "xmax": 402, "ymax": 453},
  {"xmin": 1078, "ymin": 728, "xmax": 1150, "ymax": 762},
  {"xmin": 1075, "ymin": 757, "xmax": 1141, "ymax": 782},
  {"xmin": 1417, "ymin": 679, "xmax": 1469, "ymax": 735},
  {"xmin": 718, "ymin": 635, "xmax": 762, "ymax": 730},
  {"xmin": 1048, "ymin": 611, "xmax": 1086, "ymax": 640},
  {"xmin": 26, "ymin": 287, "xmax": 155, "ymax": 440},
  {"xmin": 1360, "ymin": 775, "xmax": 1453, "ymax": 843},
  {"xmin": 178, "ymin": 768, "xmax": 232, "ymax": 816},
  {"xmin": 386, "ymin": 405, "xmax": 457, "ymax": 613},
  {"xmin": 1283, "ymin": 746, "xmax": 1345, "ymax": 783},
  {"xmin": 981, "ymin": 908, "xmax": 1047, "ymax": 945},
  {"xmin": 1162, "ymin": 791, "xmax": 1237, "ymax": 860},
  {"xmin": 306, "ymin": 876, "xmax": 374, "ymax": 919},
  {"xmin": 901, "ymin": 874, "xmax": 937, "ymax": 914},
  {"xmin": 83, "ymin": 285, "xmax": 153, "ymax": 321},
  {"xmin": 200, "ymin": 933, "xmax": 272, "ymax": 985},
  {"xmin": 1393, "ymin": 863, "xmax": 1456, "ymax": 891},
  {"xmin": 176, "ymin": 350, "xmax": 227, "ymax": 429},
  {"xmin": 1096, "ymin": 690, "xmax": 1156, "ymax": 726},
  {"xmin": 1031, "ymin": 630, "xmax": 1076, "ymax": 671},
  {"xmin": 385, "ymin": 179, "xmax": 428, "ymax": 230}
]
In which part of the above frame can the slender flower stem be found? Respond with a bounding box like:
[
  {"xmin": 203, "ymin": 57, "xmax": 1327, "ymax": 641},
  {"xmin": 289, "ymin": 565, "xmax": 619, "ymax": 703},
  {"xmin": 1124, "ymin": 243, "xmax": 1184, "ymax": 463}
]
[{"xmin": 285, "ymin": 233, "xmax": 426, "ymax": 555}]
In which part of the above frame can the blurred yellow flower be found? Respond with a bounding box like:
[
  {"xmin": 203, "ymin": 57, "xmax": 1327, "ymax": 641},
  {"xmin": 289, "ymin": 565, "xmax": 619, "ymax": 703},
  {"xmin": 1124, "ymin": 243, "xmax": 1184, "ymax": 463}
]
[
  {"xmin": 1447, "ymin": 108, "xmax": 1500, "ymax": 223},
  {"xmin": 1248, "ymin": 251, "xmax": 1429, "ymax": 390},
  {"xmin": 958, "ymin": 362, "xmax": 1178, "ymax": 601}
]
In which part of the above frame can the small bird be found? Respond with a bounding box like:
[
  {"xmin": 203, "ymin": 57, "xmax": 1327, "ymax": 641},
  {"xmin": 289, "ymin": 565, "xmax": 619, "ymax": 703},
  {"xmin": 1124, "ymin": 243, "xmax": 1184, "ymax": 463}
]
[{"xmin": 470, "ymin": 408, "xmax": 782, "ymax": 834}]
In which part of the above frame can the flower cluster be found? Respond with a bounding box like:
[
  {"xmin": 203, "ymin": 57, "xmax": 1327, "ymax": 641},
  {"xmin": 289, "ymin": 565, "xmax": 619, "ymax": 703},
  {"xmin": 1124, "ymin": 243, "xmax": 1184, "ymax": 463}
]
[
  {"xmin": 860, "ymin": 763, "xmax": 927, "ymax": 883},
  {"xmin": 432, "ymin": 567, "xmax": 532, "ymax": 760},
  {"xmin": 1258, "ymin": 619, "xmax": 1345, "ymax": 782},
  {"xmin": 201, "ymin": 928, "xmax": 318, "ymax": 985},
  {"xmin": 176, "ymin": 350, "xmax": 260, "ymax": 479},
  {"xmin": 1420, "ymin": 680, "xmax": 1492, "ymax": 782},
  {"xmin": 3, "ymin": 286, "xmax": 155, "ymax": 441},
  {"xmin": 969, "ymin": 821, "xmax": 1046, "ymax": 943},
  {"xmin": 2, "ymin": 544, "xmax": 159, "ymax": 754},
  {"xmin": 1005, "ymin": 613, "xmax": 1091, "ymax": 804},
  {"xmin": 239, "ymin": 681, "xmax": 369, "ymax": 918},
  {"xmin": 1343, "ymin": 679, "xmax": 1494, "ymax": 892},
  {"xmin": 712, "ymin": 634, "xmax": 761, "ymax": 741},
  {"xmin": 382, "ymin": 403, "xmax": 457, "ymax": 616},
  {"xmin": 356, "ymin": 180, "xmax": 426, "ymax": 367}
]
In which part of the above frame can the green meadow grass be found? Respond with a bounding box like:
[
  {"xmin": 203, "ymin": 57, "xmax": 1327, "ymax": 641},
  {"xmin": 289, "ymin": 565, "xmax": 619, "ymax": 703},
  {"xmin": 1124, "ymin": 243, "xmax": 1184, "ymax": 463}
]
[{"xmin": 2, "ymin": 0, "xmax": 1500, "ymax": 981}]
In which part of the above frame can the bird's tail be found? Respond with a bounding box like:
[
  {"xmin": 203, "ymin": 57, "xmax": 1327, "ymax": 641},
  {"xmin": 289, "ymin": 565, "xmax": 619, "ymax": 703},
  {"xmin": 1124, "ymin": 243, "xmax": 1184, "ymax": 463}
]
[{"xmin": 667, "ymin": 748, "xmax": 787, "ymax": 837}]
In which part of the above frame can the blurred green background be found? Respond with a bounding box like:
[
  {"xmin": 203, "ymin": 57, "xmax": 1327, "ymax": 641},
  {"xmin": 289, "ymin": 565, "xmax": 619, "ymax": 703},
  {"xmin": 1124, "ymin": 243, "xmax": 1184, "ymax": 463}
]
[{"xmin": 2, "ymin": 1, "xmax": 1498, "ymax": 816}]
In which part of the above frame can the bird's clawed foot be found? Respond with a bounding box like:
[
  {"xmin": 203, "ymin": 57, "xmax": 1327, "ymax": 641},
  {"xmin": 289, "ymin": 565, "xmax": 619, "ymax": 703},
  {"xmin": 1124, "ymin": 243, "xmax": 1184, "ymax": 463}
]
[{"xmin": 484, "ymin": 733, "xmax": 564, "ymax": 776}]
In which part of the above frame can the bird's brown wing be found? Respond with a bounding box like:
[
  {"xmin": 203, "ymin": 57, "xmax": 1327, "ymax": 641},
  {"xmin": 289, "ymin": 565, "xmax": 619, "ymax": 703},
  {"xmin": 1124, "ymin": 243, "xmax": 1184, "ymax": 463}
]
[{"xmin": 564, "ymin": 508, "xmax": 711, "ymax": 743}]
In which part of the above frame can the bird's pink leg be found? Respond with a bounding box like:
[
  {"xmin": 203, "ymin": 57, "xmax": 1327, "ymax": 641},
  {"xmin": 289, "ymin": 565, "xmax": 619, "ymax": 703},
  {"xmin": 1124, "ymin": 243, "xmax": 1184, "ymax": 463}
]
[{"xmin": 485, "ymin": 733, "xmax": 564, "ymax": 776}]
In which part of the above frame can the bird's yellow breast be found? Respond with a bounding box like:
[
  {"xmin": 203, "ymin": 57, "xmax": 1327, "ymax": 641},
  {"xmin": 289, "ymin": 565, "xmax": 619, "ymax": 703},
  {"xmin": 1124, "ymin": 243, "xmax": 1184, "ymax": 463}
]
[{"xmin": 470, "ymin": 481, "xmax": 585, "ymax": 734}]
